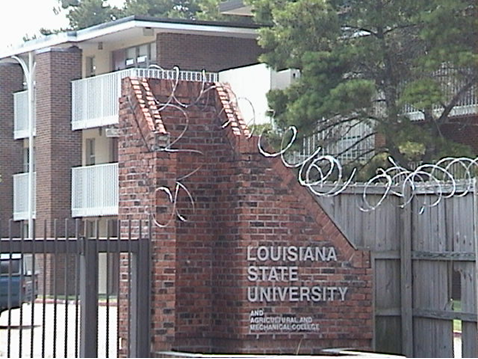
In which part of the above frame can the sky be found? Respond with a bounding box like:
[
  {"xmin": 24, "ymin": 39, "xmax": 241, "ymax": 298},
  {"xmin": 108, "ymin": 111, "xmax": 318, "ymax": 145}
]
[{"xmin": 0, "ymin": 0, "xmax": 126, "ymax": 49}]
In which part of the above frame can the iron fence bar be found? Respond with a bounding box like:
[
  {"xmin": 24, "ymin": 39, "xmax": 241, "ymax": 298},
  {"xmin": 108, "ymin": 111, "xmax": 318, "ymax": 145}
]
[
  {"xmin": 95, "ymin": 219, "xmax": 100, "ymax": 357},
  {"xmin": 105, "ymin": 222, "xmax": 111, "ymax": 359},
  {"xmin": 129, "ymin": 220, "xmax": 143, "ymax": 357},
  {"xmin": 30, "ymin": 222, "xmax": 36, "ymax": 358},
  {"xmin": 64, "ymin": 218, "xmax": 70, "ymax": 358},
  {"xmin": 53, "ymin": 219, "xmax": 58, "ymax": 358},
  {"xmin": 0, "ymin": 238, "xmax": 80, "ymax": 253},
  {"xmin": 0, "ymin": 238, "xmax": 136, "ymax": 253},
  {"xmin": 79, "ymin": 236, "xmax": 99, "ymax": 358},
  {"xmin": 41, "ymin": 221, "xmax": 47, "ymax": 358},
  {"xmin": 127, "ymin": 220, "xmax": 132, "ymax": 358},
  {"xmin": 129, "ymin": 228, "xmax": 152, "ymax": 357},
  {"xmin": 18, "ymin": 225, "xmax": 25, "ymax": 358},
  {"xmin": 75, "ymin": 219, "xmax": 81, "ymax": 358},
  {"xmin": 7, "ymin": 220, "xmax": 13, "ymax": 358},
  {"xmin": 116, "ymin": 219, "xmax": 121, "ymax": 356}
]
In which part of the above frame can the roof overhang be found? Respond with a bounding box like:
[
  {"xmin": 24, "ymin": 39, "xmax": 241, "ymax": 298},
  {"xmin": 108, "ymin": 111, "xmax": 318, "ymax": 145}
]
[{"xmin": 0, "ymin": 15, "xmax": 259, "ymax": 59}]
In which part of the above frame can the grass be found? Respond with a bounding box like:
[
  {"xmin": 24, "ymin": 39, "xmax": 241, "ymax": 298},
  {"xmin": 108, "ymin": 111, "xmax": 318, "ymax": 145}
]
[
  {"xmin": 453, "ymin": 320, "xmax": 462, "ymax": 334},
  {"xmin": 453, "ymin": 300, "xmax": 462, "ymax": 334}
]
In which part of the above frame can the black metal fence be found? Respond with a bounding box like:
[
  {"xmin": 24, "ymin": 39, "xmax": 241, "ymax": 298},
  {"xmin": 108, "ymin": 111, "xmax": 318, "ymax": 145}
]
[{"xmin": 0, "ymin": 219, "xmax": 151, "ymax": 358}]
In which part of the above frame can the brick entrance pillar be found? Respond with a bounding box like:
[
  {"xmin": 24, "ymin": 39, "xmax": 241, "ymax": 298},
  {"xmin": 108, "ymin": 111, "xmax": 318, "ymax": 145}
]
[{"xmin": 119, "ymin": 77, "xmax": 373, "ymax": 356}]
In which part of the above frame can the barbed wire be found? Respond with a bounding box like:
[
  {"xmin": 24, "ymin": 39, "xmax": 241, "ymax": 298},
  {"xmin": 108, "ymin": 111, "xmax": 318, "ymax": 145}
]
[{"xmin": 258, "ymin": 126, "xmax": 478, "ymax": 213}]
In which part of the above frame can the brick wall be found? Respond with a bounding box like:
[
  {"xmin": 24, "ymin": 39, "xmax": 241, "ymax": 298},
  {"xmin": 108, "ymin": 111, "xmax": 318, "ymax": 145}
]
[
  {"xmin": 156, "ymin": 33, "xmax": 263, "ymax": 72},
  {"xmin": 35, "ymin": 46, "xmax": 82, "ymax": 235},
  {"xmin": 34, "ymin": 47, "xmax": 82, "ymax": 295},
  {"xmin": 119, "ymin": 77, "xmax": 373, "ymax": 355},
  {"xmin": 0, "ymin": 63, "xmax": 24, "ymax": 235}
]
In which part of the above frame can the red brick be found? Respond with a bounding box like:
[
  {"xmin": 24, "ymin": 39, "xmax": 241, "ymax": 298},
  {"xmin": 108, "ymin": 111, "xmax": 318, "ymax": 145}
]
[{"xmin": 118, "ymin": 78, "xmax": 373, "ymax": 355}]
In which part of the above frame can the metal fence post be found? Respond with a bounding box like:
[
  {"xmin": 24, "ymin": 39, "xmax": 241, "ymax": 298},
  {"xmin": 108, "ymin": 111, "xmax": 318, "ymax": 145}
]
[
  {"xmin": 130, "ymin": 237, "xmax": 151, "ymax": 357},
  {"xmin": 80, "ymin": 237, "xmax": 99, "ymax": 358}
]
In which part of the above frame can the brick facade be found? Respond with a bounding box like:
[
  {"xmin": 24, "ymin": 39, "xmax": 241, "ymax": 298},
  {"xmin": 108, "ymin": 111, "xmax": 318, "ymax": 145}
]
[
  {"xmin": 156, "ymin": 33, "xmax": 263, "ymax": 72},
  {"xmin": 35, "ymin": 46, "xmax": 82, "ymax": 235},
  {"xmin": 34, "ymin": 47, "xmax": 83, "ymax": 295},
  {"xmin": 0, "ymin": 63, "xmax": 24, "ymax": 235},
  {"xmin": 118, "ymin": 77, "xmax": 373, "ymax": 355}
]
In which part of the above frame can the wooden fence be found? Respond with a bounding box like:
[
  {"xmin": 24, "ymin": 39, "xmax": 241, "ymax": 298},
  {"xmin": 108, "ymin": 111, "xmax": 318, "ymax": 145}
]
[{"xmin": 315, "ymin": 182, "xmax": 477, "ymax": 358}]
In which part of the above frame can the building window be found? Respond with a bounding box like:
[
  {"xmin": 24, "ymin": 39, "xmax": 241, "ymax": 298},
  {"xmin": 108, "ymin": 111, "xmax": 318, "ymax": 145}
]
[
  {"xmin": 86, "ymin": 138, "xmax": 95, "ymax": 166},
  {"xmin": 86, "ymin": 56, "xmax": 96, "ymax": 77},
  {"xmin": 125, "ymin": 47, "xmax": 136, "ymax": 67},
  {"xmin": 112, "ymin": 42, "xmax": 157, "ymax": 70},
  {"xmin": 23, "ymin": 145, "xmax": 35, "ymax": 173}
]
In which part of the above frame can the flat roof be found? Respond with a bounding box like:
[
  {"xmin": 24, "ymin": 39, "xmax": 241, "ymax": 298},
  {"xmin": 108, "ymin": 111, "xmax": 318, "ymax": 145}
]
[{"xmin": 0, "ymin": 15, "xmax": 259, "ymax": 59}]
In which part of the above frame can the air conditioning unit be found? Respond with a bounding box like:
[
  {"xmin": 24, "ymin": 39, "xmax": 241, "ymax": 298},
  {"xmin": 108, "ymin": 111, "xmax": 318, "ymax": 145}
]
[{"xmin": 105, "ymin": 128, "xmax": 120, "ymax": 137}]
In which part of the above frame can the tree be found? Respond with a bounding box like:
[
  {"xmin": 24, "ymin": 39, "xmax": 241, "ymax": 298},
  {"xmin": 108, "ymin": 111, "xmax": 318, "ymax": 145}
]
[
  {"xmin": 122, "ymin": 0, "xmax": 200, "ymax": 19},
  {"xmin": 121, "ymin": 0, "xmax": 250, "ymax": 21},
  {"xmin": 193, "ymin": 0, "xmax": 254, "ymax": 22},
  {"xmin": 247, "ymin": 0, "xmax": 478, "ymax": 173},
  {"xmin": 58, "ymin": 0, "xmax": 244, "ymax": 29},
  {"xmin": 59, "ymin": 0, "xmax": 122, "ymax": 29}
]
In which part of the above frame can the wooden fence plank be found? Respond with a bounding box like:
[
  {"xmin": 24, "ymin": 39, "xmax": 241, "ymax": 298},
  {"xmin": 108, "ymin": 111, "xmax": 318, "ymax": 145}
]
[
  {"xmin": 315, "ymin": 183, "xmax": 476, "ymax": 357},
  {"xmin": 400, "ymin": 188, "xmax": 413, "ymax": 357},
  {"xmin": 459, "ymin": 263, "xmax": 477, "ymax": 357}
]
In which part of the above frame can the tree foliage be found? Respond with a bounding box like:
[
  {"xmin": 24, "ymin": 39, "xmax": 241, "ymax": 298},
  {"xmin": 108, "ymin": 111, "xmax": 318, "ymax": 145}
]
[
  {"xmin": 58, "ymin": 0, "xmax": 246, "ymax": 29},
  {"xmin": 121, "ymin": 0, "xmax": 200, "ymax": 19},
  {"xmin": 247, "ymin": 0, "xmax": 478, "ymax": 172},
  {"xmin": 59, "ymin": 0, "xmax": 122, "ymax": 29}
]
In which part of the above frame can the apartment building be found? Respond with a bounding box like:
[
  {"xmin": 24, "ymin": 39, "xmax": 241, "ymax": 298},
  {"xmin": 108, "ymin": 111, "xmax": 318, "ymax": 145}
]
[{"xmin": 0, "ymin": 15, "xmax": 264, "ymax": 239}]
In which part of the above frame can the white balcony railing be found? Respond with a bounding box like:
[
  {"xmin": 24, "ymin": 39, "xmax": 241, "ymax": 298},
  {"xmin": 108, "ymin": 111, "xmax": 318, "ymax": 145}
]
[
  {"xmin": 71, "ymin": 68, "xmax": 218, "ymax": 130},
  {"xmin": 13, "ymin": 172, "xmax": 36, "ymax": 221},
  {"xmin": 14, "ymin": 90, "xmax": 35, "ymax": 139},
  {"xmin": 71, "ymin": 163, "xmax": 118, "ymax": 217},
  {"xmin": 291, "ymin": 120, "xmax": 375, "ymax": 164},
  {"xmin": 403, "ymin": 67, "xmax": 478, "ymax": 121}
]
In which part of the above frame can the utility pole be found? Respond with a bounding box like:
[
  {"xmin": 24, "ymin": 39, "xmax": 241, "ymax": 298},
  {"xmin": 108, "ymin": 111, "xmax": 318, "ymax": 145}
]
[{"xmin": 12, "ymin": 53, "xmax": 35, "ymax": 239}]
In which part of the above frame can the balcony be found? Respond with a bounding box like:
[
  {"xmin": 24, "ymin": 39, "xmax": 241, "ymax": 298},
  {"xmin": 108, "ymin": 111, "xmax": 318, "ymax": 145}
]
[
  {"xmin": 14, "ymin": 90, "xmax": 35, "ymax": 139},
  {"xmin": 71, "ymin": 163, "xmax": 118, "ymax": 217},
  {"xmin": 404, "ymin": 99, "xmax": 478, "ymax": 121},
  {"xmin": 13, "ymin": 172, "xmax": 36, "ymax": 221},
  {"xmin": 71, "ymin": 68, "xmax": 219, "ymax": 130}
]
